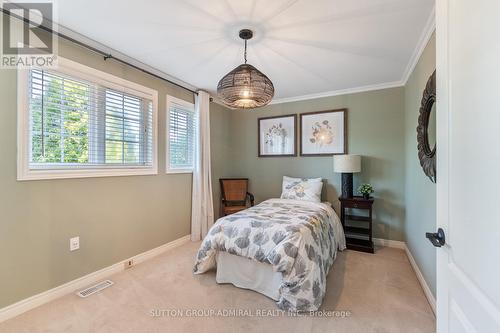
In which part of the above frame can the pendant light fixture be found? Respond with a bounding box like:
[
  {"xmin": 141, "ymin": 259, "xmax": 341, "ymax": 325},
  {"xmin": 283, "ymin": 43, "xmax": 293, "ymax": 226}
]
[{"xmin": 217, "ymin": 29, "xmax": 274, "ymax": 109}]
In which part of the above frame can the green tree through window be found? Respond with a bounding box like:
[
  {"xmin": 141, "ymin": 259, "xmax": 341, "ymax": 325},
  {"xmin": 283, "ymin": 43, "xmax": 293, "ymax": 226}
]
[{"xmin": 30, "ymin": 70, "xmax": 89, "ymax": 164}]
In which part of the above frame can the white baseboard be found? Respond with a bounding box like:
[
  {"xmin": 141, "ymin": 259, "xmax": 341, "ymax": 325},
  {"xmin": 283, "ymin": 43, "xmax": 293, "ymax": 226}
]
[
  {"xmin": 1, "ymin": 235, "xmax": 436, "ymax": 322},
  {"xmin": 373, "ymin": 238, "xmax": 436, "ymax": 315},
  {"xmin": 0, "ymin": 235, "xmax": 191, "ymax": 323},
  {"xmin": 373, "ymin": 237, "xmax": 406, "ymax": 249},
  {"xmin": 404, "ymin": 245, "xmax": 436, "ymax": 315}
]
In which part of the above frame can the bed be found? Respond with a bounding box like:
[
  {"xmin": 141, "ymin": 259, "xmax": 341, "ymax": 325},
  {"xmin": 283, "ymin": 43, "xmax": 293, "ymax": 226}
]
[{"xmin": 193, "ymin": 194, "xmax": 346, "ymax": 312}]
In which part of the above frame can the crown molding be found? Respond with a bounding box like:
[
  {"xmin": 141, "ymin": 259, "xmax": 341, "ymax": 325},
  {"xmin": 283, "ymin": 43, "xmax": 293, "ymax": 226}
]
[
  {"xmin": 264, "ymin": 5, "xmax": 436, "ymax": 107},
  {"xmin": 212, "ymin": 79, "xmax": 404, "ymax": 108},
  {"xmin": 5, "ymin": 0, "xmax": 434, "ymax": 107},
  {"xmin": 269, "ymin": 80, "xmax": 404, "ymax": 105},
  {"xmin": 400, "ymin": 5, "xmax": 436, "ymax": 85}
]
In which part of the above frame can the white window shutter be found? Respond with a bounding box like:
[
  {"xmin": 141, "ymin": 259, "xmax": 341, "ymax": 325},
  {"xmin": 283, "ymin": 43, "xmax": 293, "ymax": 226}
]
[
  {"xmin": 27, "ymin": 68, "xmax": 153, "ymax": 169},
  {"xmin": 168, "ymin": 100, "xmax": 196, "ymax": 171}
]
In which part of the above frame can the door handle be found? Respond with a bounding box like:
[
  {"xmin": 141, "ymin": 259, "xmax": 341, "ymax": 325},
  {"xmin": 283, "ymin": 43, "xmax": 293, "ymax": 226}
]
[{"xmin": 426, "ymin": 228, "xmax": 446, "ymax": 247}]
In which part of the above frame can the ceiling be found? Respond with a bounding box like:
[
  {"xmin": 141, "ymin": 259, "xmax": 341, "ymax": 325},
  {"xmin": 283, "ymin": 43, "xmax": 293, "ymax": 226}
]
[{"xmin": 54, "ymin": 0, "xmax": 435, "ymax": 102}]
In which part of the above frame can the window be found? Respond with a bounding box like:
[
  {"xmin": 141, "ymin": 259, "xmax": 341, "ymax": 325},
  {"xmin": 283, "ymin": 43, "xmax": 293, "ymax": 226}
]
[
  {"xmin": 17, "ymin": 57, "xmax": 158, "ymax": 180},
  {"xmin": 104, "ymin": 90, "xmax": 152, "ymax": 165},
  {"xmin": 166, "ymin": 96, "xmax": 196, "ymax": 173}
]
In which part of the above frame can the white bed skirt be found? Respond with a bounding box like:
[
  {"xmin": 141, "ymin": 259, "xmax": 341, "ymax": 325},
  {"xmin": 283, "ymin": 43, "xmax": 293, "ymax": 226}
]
[{"xmin": 216, "ymin": 251, "xmax": 282, "ymax": 301}]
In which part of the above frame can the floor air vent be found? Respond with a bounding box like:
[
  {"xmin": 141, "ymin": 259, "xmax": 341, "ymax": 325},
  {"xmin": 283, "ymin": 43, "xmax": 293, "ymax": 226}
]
[{"xmin": 76, "ymin": 280, "xmax": 114, "ymax": 298}]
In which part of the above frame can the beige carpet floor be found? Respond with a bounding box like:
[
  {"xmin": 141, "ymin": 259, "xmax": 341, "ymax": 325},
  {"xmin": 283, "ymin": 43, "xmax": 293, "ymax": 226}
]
[{"xmin": 0, "ymin": 242, "xmax": 435, "ymax": 333}]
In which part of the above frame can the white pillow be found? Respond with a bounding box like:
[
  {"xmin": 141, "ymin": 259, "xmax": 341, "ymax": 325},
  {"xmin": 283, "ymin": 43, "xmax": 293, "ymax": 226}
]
[{"xmin": 280, "ymin": 176, "xmax": 323, "ymax": 203}]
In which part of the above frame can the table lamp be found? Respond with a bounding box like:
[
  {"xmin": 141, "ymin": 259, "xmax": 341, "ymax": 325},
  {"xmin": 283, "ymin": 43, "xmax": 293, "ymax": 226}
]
[{"xmin": 334, "ymin": 155, "xmax": 361, "ymax": 198}]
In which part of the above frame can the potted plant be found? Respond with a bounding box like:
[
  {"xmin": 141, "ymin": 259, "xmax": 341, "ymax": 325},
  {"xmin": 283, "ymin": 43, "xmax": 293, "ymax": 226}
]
[{"xmin": 358, "ymin": 184, "xmax": 374, "ymax": 199}]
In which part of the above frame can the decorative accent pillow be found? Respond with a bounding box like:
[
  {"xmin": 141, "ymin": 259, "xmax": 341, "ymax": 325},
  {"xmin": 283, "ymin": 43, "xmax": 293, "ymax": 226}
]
[{"xmin": 280, "ymin": 176, "xmax": 323, "ymax": 203}]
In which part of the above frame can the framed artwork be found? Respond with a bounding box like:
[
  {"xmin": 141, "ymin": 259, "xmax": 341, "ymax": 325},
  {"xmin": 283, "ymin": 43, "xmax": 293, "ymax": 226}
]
[
  {"xmin": 258, "ymin": 114, "xmax": 297, "ymax": 157},
  {"xmin": 300, "ymin": 109, "xmax": 347, "ymax": 156}
]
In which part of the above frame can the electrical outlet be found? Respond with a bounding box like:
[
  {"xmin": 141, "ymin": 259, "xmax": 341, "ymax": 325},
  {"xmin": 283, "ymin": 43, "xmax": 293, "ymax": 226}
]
[
  {"xmin": 124, "ymin": 259, "xmax": 134, "ymax": 269},
  {"xmin": 70, "ymin": 236, "xmax": 80, "ymax": 251}
]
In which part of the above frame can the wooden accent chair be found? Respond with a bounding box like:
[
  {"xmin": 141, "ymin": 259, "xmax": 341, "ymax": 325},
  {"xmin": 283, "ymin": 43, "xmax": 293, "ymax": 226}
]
[{"xmin": 219, "ymin": 178, "xmax": 255, "ymax": 216}]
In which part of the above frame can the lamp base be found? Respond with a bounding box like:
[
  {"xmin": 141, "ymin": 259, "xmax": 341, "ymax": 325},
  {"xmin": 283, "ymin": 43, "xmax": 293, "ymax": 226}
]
[{"xmin": 341, "ymin": 173, "xmax": 354, "ymax": 198}]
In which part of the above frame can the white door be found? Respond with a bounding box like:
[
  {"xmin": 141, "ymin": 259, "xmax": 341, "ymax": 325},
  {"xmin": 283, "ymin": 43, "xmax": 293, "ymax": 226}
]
[{"xmin": 436, "ymin": 0, "xmax": 500, "ymax": 332}]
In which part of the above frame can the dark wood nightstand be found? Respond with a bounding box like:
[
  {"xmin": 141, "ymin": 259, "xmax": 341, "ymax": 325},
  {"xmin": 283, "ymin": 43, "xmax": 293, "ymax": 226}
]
[{"xmin": 339, "ymin": 196, "xmax": 374, "ymax": 253}]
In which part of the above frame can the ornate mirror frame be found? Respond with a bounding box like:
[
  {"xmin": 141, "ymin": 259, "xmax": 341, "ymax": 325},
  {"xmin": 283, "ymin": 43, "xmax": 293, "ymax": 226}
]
[{"xmin": 417, "ymin": 70, "xmax": 437, "ymax": 183}]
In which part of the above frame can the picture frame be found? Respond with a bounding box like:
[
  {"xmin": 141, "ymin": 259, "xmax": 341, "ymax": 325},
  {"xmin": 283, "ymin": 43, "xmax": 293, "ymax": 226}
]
[
  {"xmin": 299, "ymin": 109, "xmax": 347, "ymax": 156},
  {"xmin": 258, "ymin": 114, "xmax": 297, "ymax": 157}
]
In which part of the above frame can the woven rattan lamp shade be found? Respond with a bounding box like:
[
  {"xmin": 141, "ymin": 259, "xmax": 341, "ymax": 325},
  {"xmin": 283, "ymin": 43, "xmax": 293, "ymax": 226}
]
[{"xmin": 217, "ymin": 63, "xmax": 274, "ymax": 109}]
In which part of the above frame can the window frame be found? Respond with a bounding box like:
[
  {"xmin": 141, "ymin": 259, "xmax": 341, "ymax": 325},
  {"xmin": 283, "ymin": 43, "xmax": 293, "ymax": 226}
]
[
  {"xmin": 165, "ymin": 95, "xmax": 196, "ymax": 174},
  {"xmin": 17, "ymin": 57, "xmax": 158, "ymax": 181}
]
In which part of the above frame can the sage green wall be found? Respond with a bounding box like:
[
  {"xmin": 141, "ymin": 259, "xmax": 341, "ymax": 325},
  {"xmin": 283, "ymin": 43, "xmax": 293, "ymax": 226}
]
[
  {"xmin": 224, "ymin": 88, "xmax": 406, "ymax": 241},
  {"xmin": 404, "ymin": 33, "xmax": 436, "ymax": 296},
  {"xmin": 0, "ymin": 16, "xmax": 216, "ymax": 308},
  {"xmin": 0, "ymin": 9, "xmax": 435, "ymax": 308}
]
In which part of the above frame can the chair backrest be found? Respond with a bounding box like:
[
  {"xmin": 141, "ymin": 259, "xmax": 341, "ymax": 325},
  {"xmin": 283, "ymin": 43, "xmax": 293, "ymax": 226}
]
[{"xmin": 220, "ymin": 178, "xmax": 248, "ymax": 203}]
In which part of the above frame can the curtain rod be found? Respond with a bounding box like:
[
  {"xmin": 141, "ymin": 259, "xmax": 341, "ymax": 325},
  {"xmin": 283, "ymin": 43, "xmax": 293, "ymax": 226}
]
[{"xmin": 1, "ymin": 8, "xmax": 199, "ymax": 96}]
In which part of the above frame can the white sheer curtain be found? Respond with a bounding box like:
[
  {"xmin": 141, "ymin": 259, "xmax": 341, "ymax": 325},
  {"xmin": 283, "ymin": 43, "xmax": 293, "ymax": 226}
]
[{"xmin": 191, "ymin": 90, "xmax": 214, "ymax": 241}]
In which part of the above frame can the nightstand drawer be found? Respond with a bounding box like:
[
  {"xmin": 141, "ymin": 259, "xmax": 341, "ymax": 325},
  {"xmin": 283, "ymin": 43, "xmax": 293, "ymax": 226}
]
[
  {"xmin": 348, "ymin": 201, "xmax": 371, "ymax": 209},
  {"xmin": 339, "ymin": 196, "xmax": 374, "ymax": 209}
]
